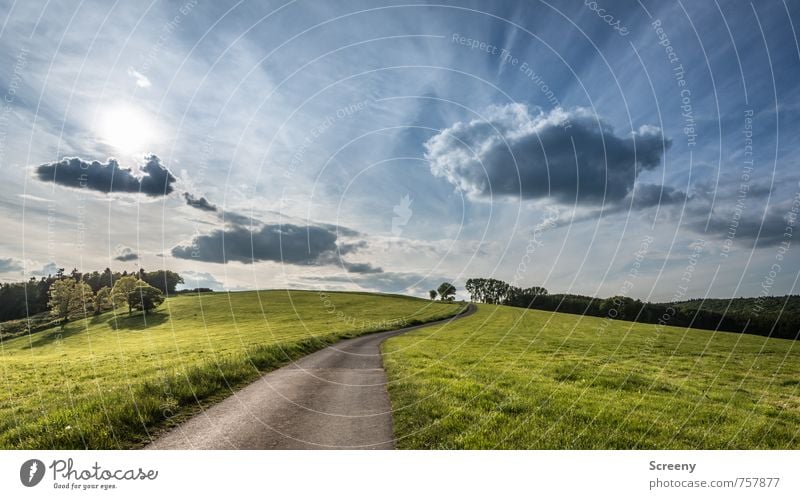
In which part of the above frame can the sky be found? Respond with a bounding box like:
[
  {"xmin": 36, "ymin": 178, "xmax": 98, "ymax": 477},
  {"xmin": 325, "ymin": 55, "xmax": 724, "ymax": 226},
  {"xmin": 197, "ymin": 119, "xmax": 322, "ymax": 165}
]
[{"xmin": 0, "ymin": 0, "xmax": 799, "ymax": 301}]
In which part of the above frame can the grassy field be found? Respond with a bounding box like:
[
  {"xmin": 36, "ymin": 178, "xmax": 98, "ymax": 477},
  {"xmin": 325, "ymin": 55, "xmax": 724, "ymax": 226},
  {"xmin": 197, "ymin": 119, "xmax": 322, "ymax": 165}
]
[
  {"xmin": 0, "ymin": 290, "xmax": 461, "ymax": 449},
  {"xmin": 383, "ymin": 304, "xmax": 800, "ymax": 449}
]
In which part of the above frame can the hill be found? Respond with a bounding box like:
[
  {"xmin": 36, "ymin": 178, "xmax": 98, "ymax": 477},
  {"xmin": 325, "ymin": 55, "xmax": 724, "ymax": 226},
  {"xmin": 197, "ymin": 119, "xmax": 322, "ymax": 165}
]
[
  {"xmin": 383, "ymin": 304, "xmax": 800, "ymax": 449},
  {"xmin": 0, "ymin": 290, "xmax": 462, "ymax": 449}
]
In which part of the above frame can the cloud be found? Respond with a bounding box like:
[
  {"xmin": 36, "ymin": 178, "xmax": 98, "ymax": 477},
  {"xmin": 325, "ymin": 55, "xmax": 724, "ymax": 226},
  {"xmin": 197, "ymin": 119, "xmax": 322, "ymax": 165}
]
[
  {"xmin": 114, "ymin": 246, "xmax": 139, "ymax": 262},
  {"xmin": 340, "ymin": 261, "xmax": 383, "ymax": 274},
  {"xmin": 171, "ymin": 222, "xmax": 381, "ymax": 273},
  {"xmin": 179, "ymin": 270, "xmax": 224, "ymax": 290},
  {"xmin": 183, "ymin": 192, "xmax": 218, "ymax": 212},
  {"xmin": 0, "ymin": 258, "xmax": 24, "ymax": 273},
  {"xmin": 127, "ymin": 66, "xmax": 151, "ymax": 88},
  {"xmin": 303, "ymin": 271, "xmax": 449, "ymax": 296},
  {"xmin": 35, "ymin": 155, "xmax": 176, "ymax": 197},
  {"xmin": 424, "ymin": 104, "xmax": 670, "ymax": 205},
  {"xmin": 629, "ymin": 183, "xmax": 687, "ymax": 210},
  {"xmin": 31, "ymin": 262, "xmax": 59, "ymax": 277},
  {"xmin": 691, "ymin": 202, "xmax": 796, "ymax": 248}
]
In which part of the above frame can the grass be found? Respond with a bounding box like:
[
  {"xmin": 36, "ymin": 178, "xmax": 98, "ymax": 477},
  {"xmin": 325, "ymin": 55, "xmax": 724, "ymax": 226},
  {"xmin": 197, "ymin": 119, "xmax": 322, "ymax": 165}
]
[
  {"xmin": 0, "ymin": 289, "xmax": 461, "ymax": 449},
  {"xmin": 382, "ymin": 304, "xmax": 800, "ymax": 449}
]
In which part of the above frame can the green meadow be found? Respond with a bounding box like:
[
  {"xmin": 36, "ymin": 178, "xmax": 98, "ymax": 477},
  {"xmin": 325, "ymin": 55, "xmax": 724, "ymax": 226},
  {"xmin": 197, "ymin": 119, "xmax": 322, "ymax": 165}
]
[
  {"xmin": 0, "ymin": 290, "xmax": 461, "ymax": 449},
  {"xmin": 383, "ymin": 304, "xmax": 800, "ymax": 449}
]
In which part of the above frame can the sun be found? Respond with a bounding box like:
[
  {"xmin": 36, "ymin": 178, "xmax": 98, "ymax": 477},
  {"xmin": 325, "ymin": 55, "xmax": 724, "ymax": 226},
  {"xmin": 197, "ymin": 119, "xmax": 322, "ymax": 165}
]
[{"xmin": 97, "ymin": 104, "xmax": 154, "ymax": 155}]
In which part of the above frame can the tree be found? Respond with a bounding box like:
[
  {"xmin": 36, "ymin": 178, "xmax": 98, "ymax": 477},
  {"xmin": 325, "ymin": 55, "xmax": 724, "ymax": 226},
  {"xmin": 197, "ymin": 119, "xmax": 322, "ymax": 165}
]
[
  {"xmin": 128, "ymin": 282, "xmax": 165, "ymax": 314},
  {"xmin": 94, "ymin": 286, "xmax": 112, "ymax": 315},
  {"xmin": 141, "ymin": 270, "xmax": 184, "ymax": 295},
  {"xmin": 437, "ymin": 282, "xmax": 456, "ymax": 301},
  {"xmin": 48, "ymin": 279, "xmax": 94, "ymax": 328},
  {"xmin": 111, "ymin": 275, "xmax": 141, "ymax": 314},
  {"xmin": 429, "ymin": 290, "xmax": 437, "ymax": 300}
]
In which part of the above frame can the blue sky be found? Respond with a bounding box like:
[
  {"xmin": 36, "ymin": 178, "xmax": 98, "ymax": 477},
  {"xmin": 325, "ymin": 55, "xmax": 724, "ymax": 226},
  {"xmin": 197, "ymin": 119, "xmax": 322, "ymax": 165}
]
[{"xmin": 0, "ymin": 0, "xmax": 798, "ymax": 301}]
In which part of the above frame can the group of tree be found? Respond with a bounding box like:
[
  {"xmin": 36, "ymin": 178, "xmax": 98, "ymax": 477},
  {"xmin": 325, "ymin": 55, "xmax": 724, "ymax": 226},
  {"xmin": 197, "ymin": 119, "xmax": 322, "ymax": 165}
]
[
  {"xmin": 47, "ymin": 274, "xmax": 167, "ymax": 329},
  {"xmin": 0, "ymin": 268, "xmax": 182, "ymax": 324},
  {"xmin": 429, "ymin": 282, "xmax": 456, "ymax": 301},
  {"xmin": 465, "ymin": 278, "xmax": 548, "ymax": 306},
  {"xmin": 463, "ymin": 276, "xmax": 800, "ymax": 341}
]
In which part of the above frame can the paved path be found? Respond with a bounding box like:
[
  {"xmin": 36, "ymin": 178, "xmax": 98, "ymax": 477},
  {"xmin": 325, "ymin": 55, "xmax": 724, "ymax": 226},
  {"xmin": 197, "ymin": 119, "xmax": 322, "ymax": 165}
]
[{"xmin": 147, "ymin": 304, "xmax": 476, "ymax": 449}]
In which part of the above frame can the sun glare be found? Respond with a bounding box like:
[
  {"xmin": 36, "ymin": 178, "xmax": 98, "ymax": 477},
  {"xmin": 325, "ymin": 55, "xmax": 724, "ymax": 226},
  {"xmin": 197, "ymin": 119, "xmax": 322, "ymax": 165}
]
[{"xmin": 97, "ymin": 104, "xmax": 154, "ymax": 155}]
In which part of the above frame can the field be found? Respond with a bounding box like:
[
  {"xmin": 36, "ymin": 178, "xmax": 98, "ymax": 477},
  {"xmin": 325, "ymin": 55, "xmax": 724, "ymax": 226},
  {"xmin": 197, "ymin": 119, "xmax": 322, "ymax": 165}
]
[
  {"xmin": 383, "ymin": 304, "xmax": 800, "ymax": 449},
  {"xmin": 0, "ymin": 290, "xmax": 461, "ymax": 449}
]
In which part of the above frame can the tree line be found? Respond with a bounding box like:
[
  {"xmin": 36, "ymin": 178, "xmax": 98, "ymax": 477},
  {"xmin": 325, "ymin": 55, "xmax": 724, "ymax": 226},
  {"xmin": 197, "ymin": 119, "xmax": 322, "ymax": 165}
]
[
  {"xmin": 0, "ymin": 268, "xmax": 183, "ymax": 324},
  {"xmin": 464, "ymin": 277, "xmax": 800, "ymax": 340},
  {"xmin": 465, "ymin": 278, "xmax": 548, "ymax": 306}
]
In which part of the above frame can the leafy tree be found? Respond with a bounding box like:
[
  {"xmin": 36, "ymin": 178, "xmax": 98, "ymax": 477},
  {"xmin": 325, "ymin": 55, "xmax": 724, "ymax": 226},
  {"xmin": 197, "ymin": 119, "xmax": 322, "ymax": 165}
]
[
  {"xmin": 94, "ymin": 286, "xmax": 113, "ymax": 315},
  {"xmin": 48, "ymin": 279, "xmax": 94, "ymax": 328},
  {"xmin": 141, "ymin": 270, "xmax": 184, "ymax": 295},
  {"xmin": 128, "ymin": 283, "xmax": 165, "ymax": 314},
  {"xmin": 437, "ymin": 282, "xmax": 456, "ymax": 301},
  {"xmin": 111, "ymin": 276, "xmax": 141, "ymax": 314},
  {"xmin": 429, "ymin": 290, "xmax": 438, "ymax": 300}
]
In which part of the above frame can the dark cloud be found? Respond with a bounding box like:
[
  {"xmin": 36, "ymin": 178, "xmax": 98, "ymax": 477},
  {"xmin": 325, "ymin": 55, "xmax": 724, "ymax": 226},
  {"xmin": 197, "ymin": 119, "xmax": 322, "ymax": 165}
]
[
  {"xmin": 183, "ymin": 192, "xmax": 217, "ymax": 212},
  {"xmin": 691, "ymin": 203, "xmax": 795, "ymax": 248},
  {"xmin": 341, "ymin": 261, "xmax": 383, "ymax": 274},
  {"xmin": 0, "ymin": 258, "xmax": 24, "ymax": 273},
  {"xmin": 171, "ymin": 223, "xmax": 380, "ymax": 273},
  {"xmin": 628, "ymin": 183, "xmax": 687, "ymax": 210},
  {"xmin": 114, "ymin": 246, "xmax": 139, "ymax": 262},
  {"xmin": 32, "ymin": 262, "xmax": 59, "ymax": 276},
  {"xmin": 35, "ymin": 155, "xmax": 176, "ymax": 197},
  {"xmin": 424, "ymin": 105, "xmax": 670, "ymax": 205}
]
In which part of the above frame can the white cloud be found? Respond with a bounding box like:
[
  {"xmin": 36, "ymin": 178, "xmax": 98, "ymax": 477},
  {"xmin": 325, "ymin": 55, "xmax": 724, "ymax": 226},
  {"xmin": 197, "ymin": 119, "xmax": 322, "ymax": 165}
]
[{"xmin": 127, "ymin": 66, "xmax": 151, "ymax": 88}]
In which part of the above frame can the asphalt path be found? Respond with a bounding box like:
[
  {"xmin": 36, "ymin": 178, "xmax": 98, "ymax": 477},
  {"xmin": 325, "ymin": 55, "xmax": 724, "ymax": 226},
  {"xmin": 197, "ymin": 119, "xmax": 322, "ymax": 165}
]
[{"xmin": 147, "ymin": 303, "xmax": 476, "ymax": 449}]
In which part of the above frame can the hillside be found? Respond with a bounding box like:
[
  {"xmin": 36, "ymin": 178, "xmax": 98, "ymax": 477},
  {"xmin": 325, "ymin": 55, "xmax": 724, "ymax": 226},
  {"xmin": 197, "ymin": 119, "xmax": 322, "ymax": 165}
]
[
  {"xmin": 383, "ymin": 304, "xmax": 800, "ymax": 449},
  {"xmin": 0, "ymin": 290, "xmax": 462, "ymax": 449},
  {"xmin": 669, "ymin": 296, "xmax": 800, "ymax": 318}
]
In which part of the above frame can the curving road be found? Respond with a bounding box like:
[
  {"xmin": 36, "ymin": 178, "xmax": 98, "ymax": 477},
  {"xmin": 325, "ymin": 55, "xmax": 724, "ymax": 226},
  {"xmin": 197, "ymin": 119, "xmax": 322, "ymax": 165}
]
[{"xmin": 146, "ymin": 303, "xmax": 476, "ymax": 449}]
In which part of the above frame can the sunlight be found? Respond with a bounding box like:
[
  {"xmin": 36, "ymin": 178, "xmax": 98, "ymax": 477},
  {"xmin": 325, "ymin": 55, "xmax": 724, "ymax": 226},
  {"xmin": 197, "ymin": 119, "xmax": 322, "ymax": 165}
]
[{"xmin": 96, "ymin": 104, "xmax": 154, "ymax": 155}]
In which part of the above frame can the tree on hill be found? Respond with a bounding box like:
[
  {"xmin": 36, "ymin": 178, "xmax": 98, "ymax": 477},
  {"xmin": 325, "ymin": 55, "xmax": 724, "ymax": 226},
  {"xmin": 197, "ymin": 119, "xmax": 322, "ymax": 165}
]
[
  {"xmin": 48, "ymin": 279, "xmax": 94, "ymax": 329},
  {"xmin": 112, "ymin": 276, "xmax": 165, "ymax": 315},
  {"xmin": 111, "ymin": 276, "xmax": 141, "ymax": 314},
  {"xmin": 437, "ymin": 282, "xmax": 456, "ymax": 301},
  {"xmin": 429, "ymin": 289, "xmax": 438, "ymax": 300},
  {"xmin": 94, "ymin": 286, "xmax": 112, "ymax": 315},
  {"xmin": 129, "ymin": 282, "xmax": 165, "ymax": 314}
]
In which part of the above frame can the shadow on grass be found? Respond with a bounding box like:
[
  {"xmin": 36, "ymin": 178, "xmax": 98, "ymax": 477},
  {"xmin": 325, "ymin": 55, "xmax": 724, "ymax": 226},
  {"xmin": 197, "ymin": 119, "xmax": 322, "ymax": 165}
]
[
  {"xmin": 23, "ymin": 321, "xmax": 88, "ymax": 349},
  {"xmin": 22, "ymin": 311, "xmax": 170, "ymax": 350},
  {"xmin": 106, "ymin": 311, "xmax": 169, "ymax": 331}
]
